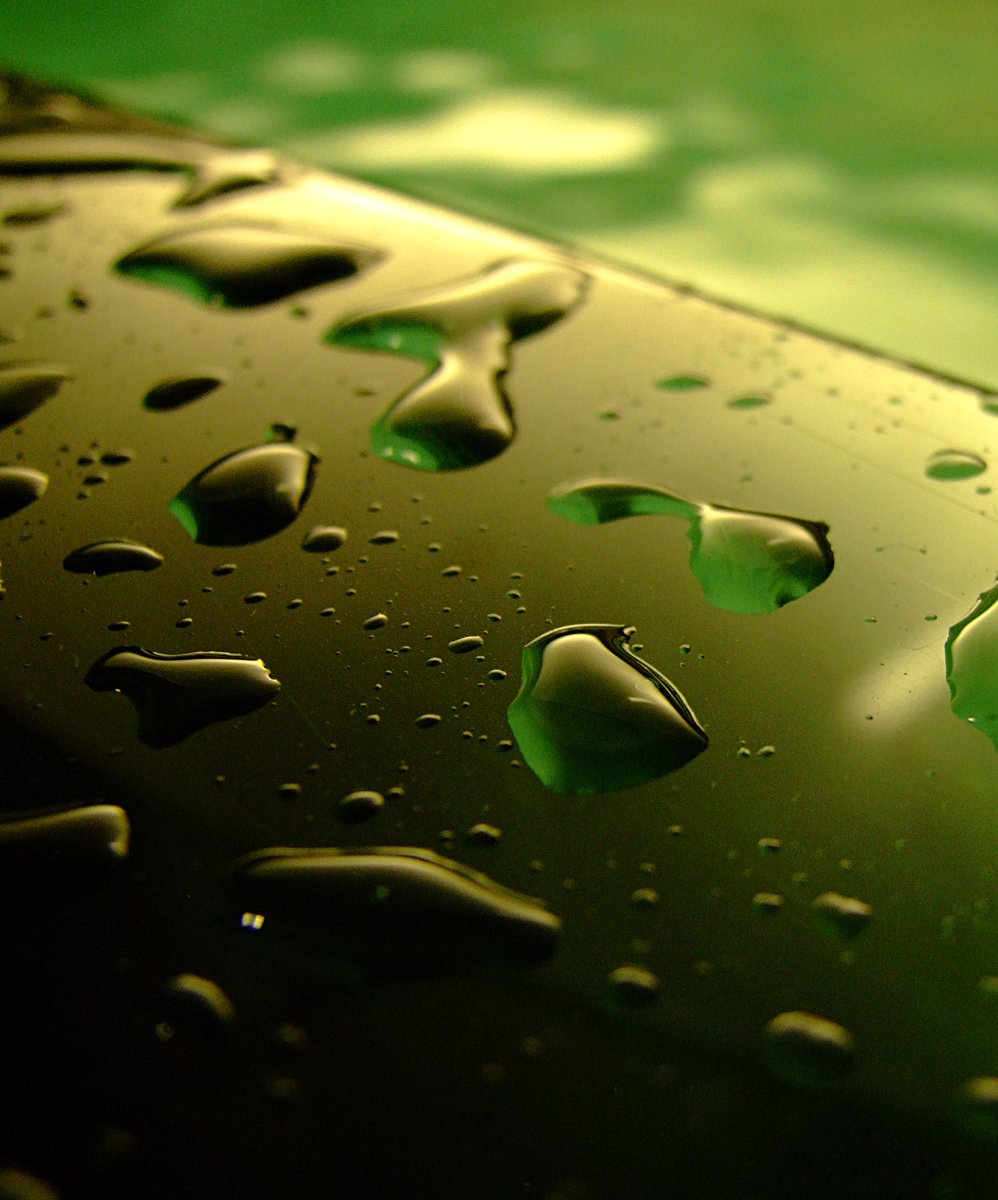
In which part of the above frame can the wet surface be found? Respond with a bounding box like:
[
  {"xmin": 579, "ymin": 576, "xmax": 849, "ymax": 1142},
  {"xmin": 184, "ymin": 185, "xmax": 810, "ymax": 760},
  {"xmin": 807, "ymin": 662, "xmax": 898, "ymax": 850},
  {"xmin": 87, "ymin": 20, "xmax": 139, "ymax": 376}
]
[{"xmin": 0, "ymin": 72, "xmax": 997, "ymax": 1200}]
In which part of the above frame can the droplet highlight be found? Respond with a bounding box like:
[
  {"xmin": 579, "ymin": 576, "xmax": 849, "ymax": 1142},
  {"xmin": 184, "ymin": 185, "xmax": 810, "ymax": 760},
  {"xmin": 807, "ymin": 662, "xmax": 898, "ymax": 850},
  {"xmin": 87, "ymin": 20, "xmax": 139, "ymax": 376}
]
[
  {"xmin": 925, "ymin": 449, "xmax": 988, "ymax": 481},
  {"xmin": 507, "ymin": 624, "xmax": 707, "ymax": 793}
]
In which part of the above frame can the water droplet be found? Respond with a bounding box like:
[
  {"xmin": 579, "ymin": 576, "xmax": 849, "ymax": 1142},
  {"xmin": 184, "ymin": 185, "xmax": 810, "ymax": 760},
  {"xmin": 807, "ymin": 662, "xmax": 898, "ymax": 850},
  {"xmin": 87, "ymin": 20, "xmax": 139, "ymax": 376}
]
[
  {"xmin": 85, "ymin": 647, "xmax": 280, "ymax": 747},
  {"xmin": 2, "ymin": 202, "xmax": 66, "ymax": 226},
  {"xmin": 925, "ymin": 450, "xmax": 987, "ymax": 481},
  {"xmin": 487, "ymin": 668, "xmax": 507, "ymax": 681},
  {"xmin": 757, "ymin": 837, "xmax": 782, "ymax": 854},
  {"xmin": 363, "ymin": 613, "xmax": 388, "ymax": 631},
  {"xmin": 170, "ymin": 441, "xmax": 317, "ymax": 545},
  {"xmin": 753, "ymin": 892, "xmax": 785, "ymax": 913},
  {"xmin": 415, "ymin": 713, "xmax": 442, "ymax": 728},
  {"xmin": 0, "ymin": 464, "xmax": 47, "ymax": 517},
  {"xmin": 956, "ymin": 1077, "xmax": 998, "ymax": 1141},
  {"xmin": 0, "ymin": 362, "xmax": 72, "ymax": 429},
  {"xmin": 100, "ymin": 448, "xmax": 134, "ymax": 466},
  {"xmin": 143, "ymin": 374, "xmax": 224, "ymax": 411},
  {"xmin": 763, "ymin": 1011, "xmax": 855, "ymax": 1087},
  {"xmin": 448, "ymin": 634, "xmax": 484, "ymax": 654},
  {"xmin": 117, "ymin": 222, "xmax": 379, "ymax": 308},
  {"xmin": 946, "ymin": 579, "xmax": 998, "ymax": 750},
  {"xmin": 369, "ymin": 530, "xmax": 399, "ymax": 545},
  {"xmin": 244, "ymin": 591, "xmax": 267, "ymax": 604},
  {"xmin": 507, "ymin": 624, "xmax": 707, "ymax": 793},
  {"xmin": 231, "ymin": 845, "xmax": 561, "ymax": 968},
  {"xmin": 328, "ymin": 258, "xmax": 587, "ymax": 471},
  {"xmin": 302, "ymin": 525, "xmax": 347, "ymax": 552},
  {"xmin": 466, "ymin": 823, "xmax": 502, "ymax": 846},
  {"xmin": 812, "ymin": 891, "xmax": 873, "ymax": 938},
  {"xmin": 727, "ymin": 394, "xmax": 771, "ymax": 410},
  {"xmin": 337, "ymin": 790, "xmax": 385, "ymax": 823},
  {"xmin": 63, "ymin": 539, "xmax": 163, "ymax": 576},
  {"xmin": 655, "ymin": 375, "xmax": 708, "ymax": 391},
  {"xmin": 0, "ymin": 803, "xmax": 129, "ymax": 873},
  {"xmin": 548, "ymin": 478, "xmax": 834, "ymax": 615},
  {"xmin": 630, "ymin": 887, "xmax": 659, "ymax": 908},
  {"xmin": 171, "ymin": 148, "xmax": 283, "ymax": 208},
  {"xmin": 212, "ymin": 562, "xmax": 237, "ymax": 576},
  {"xmin": 607, "ymin": 964, "xmax": 660, "ymax": 1005},
  {"xmin": 162, "ymin": 973, "xmax": 236, "ymax": 1034}
]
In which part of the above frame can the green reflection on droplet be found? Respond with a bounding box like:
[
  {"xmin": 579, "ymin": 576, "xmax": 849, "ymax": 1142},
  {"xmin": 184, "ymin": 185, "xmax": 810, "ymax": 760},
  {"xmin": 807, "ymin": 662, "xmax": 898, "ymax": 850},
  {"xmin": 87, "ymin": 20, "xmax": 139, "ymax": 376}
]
[
  {"xmin": 328, "ymin": 318, "xmax": 442, "ymax": 363},
  {"xmin": 925, "ymin": 449, "xmax": 988, "ymax": 481},
  {"xmin": 727, "ymin": 394, "xmax": 771, "ymax": 409},
  {"xmin": 547, "ymin": 478, "xmax": 833, "ymax": 615},
  {"xmin": 946, "ymin": 578, "xmax": 998, "ymax": 751},
  {"xmin": 507, "ymin": 624, "xmax": 707, "ymax": 794}
]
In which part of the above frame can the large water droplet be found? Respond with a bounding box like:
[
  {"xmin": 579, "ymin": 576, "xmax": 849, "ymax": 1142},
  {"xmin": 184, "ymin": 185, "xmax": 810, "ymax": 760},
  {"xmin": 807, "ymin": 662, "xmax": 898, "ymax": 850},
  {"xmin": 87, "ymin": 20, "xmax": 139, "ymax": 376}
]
[
  {"xmin": 63, "ymin": 539, "xmax": 163, "ymax": 576},
  {"xmin": 763, "ymin": 1011, "xmax": 855, "ymax": 1087},
  {"xmin": 170, "ymin": 441, "xmax": 317, "ymax": 545},
  {"xmin": 0, "ymin": 803, "xmax": 129, "ymax": 871},
  {"xmin": 548, "ymin": 478, "xmax": 834, "ymax": 615},
  {"xmin": 231, "ymin": 845, "xmax": 560, "ymax": 970},
  {"xmin": 0, "ymin": 464, "xmax": 47, "ymax": 518},
  {"xmin": 946, "ymin": 578, "xmax": 998, "ymax": 750},
  {"xmin": 925, "ymin": 449, "xmax": 988, "ymax": 481},
  {"xmin": 301, "ymin": 525, "xmax": 347, "ymax": 552},
  {"xmin": 507, "ymin": 624, "xmax": 707, "ymax": 793},
  {"xmin": 143, "ymin": 374, "xmax": 224, "ymax": 411},
  {"xmin": 327, "ymin": 258, "xmax": 587, "ymax": 471},
  {"xmin": 116, "ymin": 222, "xmax": 379, "ymax": 308},
  {"xmin": 85, "ymin": 647, "xmax": 280, "ymax": 747},
  {"xmin": 0, "ymin": 361, "xmax": 72, "ymax": 430}
]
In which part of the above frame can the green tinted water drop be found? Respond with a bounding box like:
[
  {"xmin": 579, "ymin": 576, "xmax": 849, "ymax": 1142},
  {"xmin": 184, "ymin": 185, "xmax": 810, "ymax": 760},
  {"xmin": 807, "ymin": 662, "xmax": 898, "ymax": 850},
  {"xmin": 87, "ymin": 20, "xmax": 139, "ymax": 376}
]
[
  {"xmin": 925, "ymin": 449, "xmax": 988, "ymax": 480},
  {"xmin": 116, "ymin": 222, "xmax": 379, "ymax": 308},
  {"xmin": 507, "ymin": 624, "xmax": 707, "ymax": 794},
  {"xmin": 946, "ymin": 578, "xmax": 998, "ymax": 750},
  {"xmin": 327, "ymin": 258, "xmax": 587, "ymax": 471},
  {"xmin": 727, "ymin": 394, "xmax": 771, "ymax": 410},
  {"xmin": 548, "ymin": 478, "xmax": 833, "ymax": 615},
  {"xmin": 655, "ymin": 375, "xmax": 708, "ymax": 391}
]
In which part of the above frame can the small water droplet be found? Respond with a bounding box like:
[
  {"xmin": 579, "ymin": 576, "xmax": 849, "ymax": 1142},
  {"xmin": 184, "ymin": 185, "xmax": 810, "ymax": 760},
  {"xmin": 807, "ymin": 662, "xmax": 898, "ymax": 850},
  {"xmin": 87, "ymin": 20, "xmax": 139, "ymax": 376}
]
[
  {"xmin": 757, "ymin": 837, "xmax": 782, "ymax": 853},
  {"xmin": 212, "ymin": 562, "xmax": 237, "ymax": 576},
  {"xmin": 63, "ymin": 539, "xmax": 163, "ymax": 576},
  {"xmin": 946, "ymin": 579, "xmax": 998, "ymax": 750},
  {"xmin": 117, "ymin": 222, "xmax": 379, "ymax": 307},
  {"xmin": 171, "ymin": 440, "xmax": 317, "ymax": 545},
  {"xmin": 753, "ymin": 892, "xmax": 785, "ymax": 912},
  {"xmin": 466, "ymin": 823, "xmax": 502, "ymax": 846},
  {"xmin": 607, "ymin": 964, "xmax": 660, "ymax": 1004},
  {"xmin": 301, "ymin": 525, "xmax": 347, "ymax": 552},
  {"xmin": 0, "ymin": 464, "xmax": 47, "ymax": 517},
  {"xmin": 763, "ymin": 1011, "xmax": 855, "ymax": 1087},
  {"xmin": 415, "ymin": 713, "xmax": 442, "ymax": 728},
  {"xmin": 630, "ymin": 887, "xmax": 659, "ymax": 908},
  {"xmin": 244, "ymin": 591, "xmax": 267, "ymax": 604},
  {"xmin": 231, "ymin": 845, "xmax": 561, "ymax": 968},
  {"xmin": 0, "ymin": 362, "xmax": 71, "ymax": 430},
  {"xmin": 548, "ymin": 478, "xmax": 833, "ymax": 615},
  {"xmin": 812, "ymin": 891, "xmax": 873, "ymax": 938},
  {"xmin": 487, "ymin": 668, "xmax": 507, "ymax": 681},
  {"xmin": 727, "ymin": 394, "xmax": 771, "ymax": 409},
  {"xmin": 956, "ymin": 1077, "xmax": 998, "ymax": 1140},
  {"xmin": 654, "ymin": 375, "xmax": 708, "ymax": 392},
  {"xmin": 328, "ymin": 258, "xmax": 587, "ymax": 471},
  {"xmin": 507, "ymin": 624, "xmax": 707, "ymax": 793},
  {"xmin": 363, "ymin": 613, "xmax": 388, "ymax": 631},
  {"xmin": 925, "ymin": 449, "xmax": 988, "ymax": 481},
  {"xmin": 100, "ymin": 448, "xmax": 134, "ymax": 466},
  {"xmin": 162, "ymin": 973, "xmax": 235, "ymax": 1034},
  {"xmin": 143, "ymin": 374, "xmax": 224, "ymax": 411},
  {"xmin": 369, "ymin": 530, "xmax": 399, "ymax": 545},
  {"xmin": 337, "ymin": 790, "xmax": 385, "ymax": 823},
  {"xmin": 85, "ymin": 647, "xmax": 280, "ymax": 747},
  {"xmin": 448, "ymin": 634, "xmax": 484, "ymax": 654}
]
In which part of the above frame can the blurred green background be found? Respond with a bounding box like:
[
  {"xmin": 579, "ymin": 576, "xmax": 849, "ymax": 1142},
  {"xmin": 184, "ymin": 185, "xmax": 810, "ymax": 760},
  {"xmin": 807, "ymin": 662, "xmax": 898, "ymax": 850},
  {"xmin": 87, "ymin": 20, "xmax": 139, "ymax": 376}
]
[{"xmin": 5, "ymin": 0, "xmax": 997, "ymax": 386}]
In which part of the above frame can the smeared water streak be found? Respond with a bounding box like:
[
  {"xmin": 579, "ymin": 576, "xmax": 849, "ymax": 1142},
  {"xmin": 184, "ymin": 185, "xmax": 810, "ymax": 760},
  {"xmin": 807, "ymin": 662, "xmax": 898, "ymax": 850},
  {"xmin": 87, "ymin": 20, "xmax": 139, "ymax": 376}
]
[
  {"xmin": 327, "ymin": 258, "xmax": 587, "ymax": 470},
  {"xmin": 548, "ymin": 477, "xmax": 834, "ymax": 615},
  {"xmin": 507, "ymin": 624, "xmax": 707, "ymax": 793}
]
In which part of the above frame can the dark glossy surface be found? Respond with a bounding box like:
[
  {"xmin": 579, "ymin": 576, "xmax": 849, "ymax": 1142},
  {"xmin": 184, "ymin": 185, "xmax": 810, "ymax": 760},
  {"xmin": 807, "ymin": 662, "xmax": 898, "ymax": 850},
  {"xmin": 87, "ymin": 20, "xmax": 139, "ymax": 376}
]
[{"xmin": 1, "ymin": 74, "xmax": 997, "ymax": 1200}]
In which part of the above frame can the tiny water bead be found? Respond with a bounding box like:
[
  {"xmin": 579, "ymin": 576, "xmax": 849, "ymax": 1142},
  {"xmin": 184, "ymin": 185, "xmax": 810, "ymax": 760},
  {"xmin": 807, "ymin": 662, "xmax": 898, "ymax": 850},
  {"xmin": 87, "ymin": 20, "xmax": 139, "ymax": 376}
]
[
  {"xmin": 143, "ymin": 374, "xmax": 224, "ymax": 411},
  {"xmin": 925, "ymin": 449, "xmax": 988, "ymax": 481},
  {"xmin": 0, "ymin": 803, "xmax": 129, "ymax": 870},
  {"xmin": 170, "ymin": 440, "xmax": 317, "ymax": 546},
  {"xmin": 946, "ymin": 578, "xmax": 998, "ymax": 750},
  {"xmin": 85, "ymin": 647, "xmax": 280, "ymax": 748},
  {"xmin": 0, "ymin": 464, "xmax": 47, "ymax": 517},
  {"xmin": 812, "ymin": 891, "xmax": 873, "ymax": 938},
  {"xmin": 548, "ymin": 478, "xmax": 834, "ymax": 615},
  {"xmin": 0, "ymin": 361, "xmax": 71, "ymax": 429},
  {"xmin": 231, "ymin": 845, "xmax": 561, "ymax": 968},
  {"xmin": 116, "ymin": 221, "xmax": 380, "ymax": 308},
  {"xmin": 763, "ymin": 1011, "xmax": 855, "ymax": 1087},
  {"xmin": 507, "ymin": 624, "xmax": 707, "ymax": 793},
  {"xmin": 301, "ymin": 525, "xmax": 347, "ymax": 552},
  {"xmin": 63, "ymin": 539, "xmax": 163, "ymax": 576},
  {"xmin": 327, "ymin": 258, "xmax": 587, "ymax": 471}
]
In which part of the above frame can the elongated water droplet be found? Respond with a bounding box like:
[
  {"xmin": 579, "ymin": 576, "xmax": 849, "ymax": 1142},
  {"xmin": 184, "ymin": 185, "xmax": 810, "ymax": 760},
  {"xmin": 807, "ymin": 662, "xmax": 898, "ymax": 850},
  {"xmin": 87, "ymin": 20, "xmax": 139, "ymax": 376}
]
[
  {"xmin": 143, "ymin": 374, "xmax": 224, "ymax": 411},
  {"xmin": 0, "ymin": 361, "xmax": 72, "ymax": 429},
  {"xmin": 946, "ymin": 578, "xmax": 998, "ymax": 750},
  {"xmin": 301, "ymin": 525, "xmax": 346, "ymax": 552},
  {"xmin": 2, "ymin": 202, "xmax": 66, "ymax": 226},
  {"xmin": 0, "ymin": 464, "xmax": 47, "ymax": 517},
  {"xmin": 327, "ymin": 258, "xmax": 587, "ymax": 471},
  {"xmin": 170, "ymin": 441, "xmax": 317, "ymax": 545},
  {"xmin": 170, "ymin": 148, "xmax": 282, "ymax": 208},
  {"xmin": 812, "ymin": 891, "xmax": 873, "ymax": 938},
  {"xmin": 63, "ymin": 539, "xmax": 163, "ymax": 576},
  {"xmin": 763, "ymin": 1011, "xmax": 855, "ymax": 1087},
  {"xmin": 507, "ymin": 624, "xmax": 707, "ymax": 793},
  {"xmin": 117, "ymin": 222, "xmax": 379, "ymax": 308},
  {"xmin": 655, "ymin": 375, "xmax": 708, "ymax": 391},
  {"xmin": 548, "ymin": 478, "xmax": 833, "ymax": 615},
  {"xmin": 607, "ymin": 964, "xmax": 660, "ymax": 1005},
  {"xmin": 448, "ymin": 634, "xmax": 484, "ymax": 654},
  {"xmin": 925, "ymin": 449, "xmax": 987, "ymax": 481},
  {"xmin": 85, "ymin": 647, "xmax": 280, "ymax": 747},
  {"xmin": 728, "ymin": 394, "xmax": 770, "ymax": 410},
  {"xmin": 0, "ymin": 803, "xmax": 129, "ymax": 870},
  {"xmin": 162, "ymin": 973, "xmax": 236, "ymax": 1033},
  {"xmin": 231, "ymin": 845, "xmax": 560, "ymax": 969}
]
